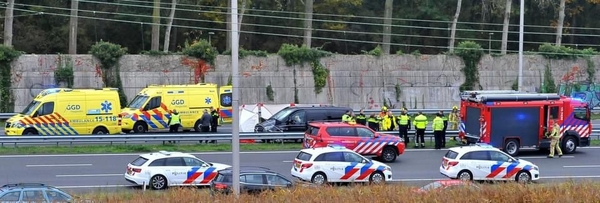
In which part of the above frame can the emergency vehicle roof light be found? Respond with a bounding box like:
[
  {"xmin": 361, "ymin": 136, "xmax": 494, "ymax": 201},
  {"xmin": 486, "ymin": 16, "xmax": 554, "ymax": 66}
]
[
  {"xmin": 459, "ymin": 90, "xmax": 520, "ymax": 100},
  {"xmin": 473, "ymin": 143, "xmax": 495, "ymax": 148},
  {"xmin": 158, "ymin": 151, "xmax": 171, "ymax": 155},
  {"xmin": 327, "ymin": 144, "xmax": 347, "ymax": 150}
]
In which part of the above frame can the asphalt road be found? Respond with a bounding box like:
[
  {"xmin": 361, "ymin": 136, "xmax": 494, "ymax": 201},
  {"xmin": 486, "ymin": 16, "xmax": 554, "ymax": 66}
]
[{"xmin": 2, "ymin": 147, "xmax": 600, "ymax": 194}]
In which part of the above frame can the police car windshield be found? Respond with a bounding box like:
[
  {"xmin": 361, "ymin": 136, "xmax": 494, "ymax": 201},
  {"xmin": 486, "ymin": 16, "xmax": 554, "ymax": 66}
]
[
  {"xmin": 20, "ymin": 101, "xmax": 41, "ymax": 115},
  {"xmin": 128, "ymin": 95, "xmax": 149, "ymax": 109},
  {"xmin": 270, "ymin": 108, "xmax": 294, "ymax": 121}
]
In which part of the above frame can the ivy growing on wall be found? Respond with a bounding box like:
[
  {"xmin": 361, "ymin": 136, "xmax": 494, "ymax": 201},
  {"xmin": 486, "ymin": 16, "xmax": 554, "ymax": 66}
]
[
  {"xmin": 89, "ymin": 41, "xmax": 128, "ymax": 108},
  {"xmin": 540, "ymin": 65, "xmax": 557, "ymax": 93},
  {"xmin": 362, "ymin": 45, "xmax": 382, "ymax": 57},
  {"xmin": 0, "ymin": 45, "xmax": 21, "ymax": 113},
  {"xmin": 277, "ymin": 44, "xmax": 332, "ymax": 95},
  {"xmin": 54, "ymin": 54, "xmax": 74, "ymax": 88},
  {"xmin": 538, "ymin": 43, "xmax": 597, "ymax": 83},
  {"xmin": 394, "ymin": 83, "xmax": 401, "ymax": 102},
  {"xmin": 455, "ymin": 41, "xmax": 484, "ymax": 91},
  {"xmin": 266, "ymin": 84, "xmax": 274, "ymax": 101},
  {"xmin": 182, "ymin": 39, "xmax": 219, "ymax": 65}
]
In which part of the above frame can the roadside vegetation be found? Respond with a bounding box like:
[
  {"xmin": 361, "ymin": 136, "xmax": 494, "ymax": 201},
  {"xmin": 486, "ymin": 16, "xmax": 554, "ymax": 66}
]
[
  {"xmin": 0, "ymin": 140, "xmax": 598, "ymax": 155},
  {"xmin": 79, "ymin": 181, "xmax": 599, "ymax": 202}
]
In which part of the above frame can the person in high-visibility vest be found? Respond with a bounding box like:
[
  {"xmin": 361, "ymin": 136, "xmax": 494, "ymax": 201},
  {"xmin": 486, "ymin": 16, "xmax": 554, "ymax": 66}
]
[
  {"xmin": 367, "ymin": 114, "xmax": 379, "ymax": 131},
  {"xmin": 449, "ymin": 106, "xmax": 459, "ymax": 141},
  {"xmin": 440, "ymin": 110, "xmax": 449, "ymax": 148},
  {"xmin": 413, "ymin": 111, "xmax": 428, "ymax": 148},
  {"xmin": 387, "ymin": 110, "xmax": 396, "ymax": 131},
  {"xmin": 546, "ymin": 119, "xmax": 563, "ymax": 158},
  {"xmin": 168, "ymin": 110, "xmax": 181, "ymax": 133},
  {"xmin": 342, "ymin": 110, "xmax": 352, "ymax": 122},
  {"xmin": 355, "ymin": 109, "xmax": 367, "ymax": 125},
  {"xmin": 433, "ymin": 113, "xmax": 445, "ymax": 150},
  {"xmin": 396, "ymin": 110, "xmax": 411, "ymax": 145}
]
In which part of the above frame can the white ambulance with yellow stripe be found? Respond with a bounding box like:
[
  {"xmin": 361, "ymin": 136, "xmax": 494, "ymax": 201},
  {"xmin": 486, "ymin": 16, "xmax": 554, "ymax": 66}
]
[
  {"xmin": 5, "ymin": 88, "xmax": 123, "ymax": 135},
  {"xmin": 120, "ymin": 83, "xmax": 232, "ymax": 133}
]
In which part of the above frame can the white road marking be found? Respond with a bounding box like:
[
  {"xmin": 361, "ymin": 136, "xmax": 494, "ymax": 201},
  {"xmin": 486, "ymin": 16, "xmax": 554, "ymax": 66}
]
[
  {"xmin": 26, "ymin": 164, "xmax": 92, "ymax": 167},
  {"xmin": 56, "ymin": 174, "xmax": 122, "ymax": 178},
  {"xmin": 517, "ymin": 156, "xmax": 574, "ymax": 159},
  {"xmin": 282, "ymin": 161, "xmax": 293, "ymax": 163},
  {"xmin": 54, "ymin": 185, "xmax": 132, "ymax": 189},
  {"xmin": 563, "ymin": 165, "xmax": 600, "ymax": 168}
]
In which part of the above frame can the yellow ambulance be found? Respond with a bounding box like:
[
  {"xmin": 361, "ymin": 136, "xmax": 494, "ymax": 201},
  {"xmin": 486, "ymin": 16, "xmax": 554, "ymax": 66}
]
[
  {"xmin": 120, "ymin": 83, "xmax": 231, "ymax": 133},
  {"xmin": 4, "ymin": 88, "xmax": 123, "ymax": 136}
]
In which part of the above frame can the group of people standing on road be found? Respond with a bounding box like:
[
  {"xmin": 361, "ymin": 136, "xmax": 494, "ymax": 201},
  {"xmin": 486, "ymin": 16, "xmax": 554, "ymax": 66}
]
[
  {"xmin": 167, "ymin": 107, "xmax": 221, "ymax": 143},
  {"xmin": 342, "ymin": 106, "xmax": 461, "ymax": 149}
]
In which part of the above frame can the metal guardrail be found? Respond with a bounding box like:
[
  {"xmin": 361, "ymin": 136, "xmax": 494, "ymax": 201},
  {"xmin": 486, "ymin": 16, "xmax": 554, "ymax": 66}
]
[{"xmin": 0, "ymin": 130, "xmax": 598, "ymax": 146}]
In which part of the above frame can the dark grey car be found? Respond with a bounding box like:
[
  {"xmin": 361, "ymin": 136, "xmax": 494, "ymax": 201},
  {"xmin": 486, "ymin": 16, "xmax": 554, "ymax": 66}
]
[
  {"xmin": 210, "ymin": 167, "xmax": 293, "ymax": 194},
  {"xmin": 0, "ymin": 183, "xmax": 73, "ymax": 203}
]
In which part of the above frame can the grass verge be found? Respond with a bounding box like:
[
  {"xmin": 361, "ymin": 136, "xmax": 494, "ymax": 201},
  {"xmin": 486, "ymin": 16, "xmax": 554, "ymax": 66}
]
[
  {"xmin": 1, "ymin": 139, "xmax": 598, "ymax": 155},
  {"xmin": 79, "ymin": 181, "xmax": 599, "ymax": 202}
]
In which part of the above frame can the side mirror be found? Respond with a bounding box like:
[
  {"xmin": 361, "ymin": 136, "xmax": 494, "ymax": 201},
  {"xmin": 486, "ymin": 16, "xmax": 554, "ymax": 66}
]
[{"xmin": 374, "ymin": 134, "xmax": 380, "ymax": 138}]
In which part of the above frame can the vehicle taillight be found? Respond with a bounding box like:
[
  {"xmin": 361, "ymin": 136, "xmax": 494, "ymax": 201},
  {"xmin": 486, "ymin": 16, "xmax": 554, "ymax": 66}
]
[
  {"xmin": 132, "ymin": 168, "xmax": 142, "ymax": 173},
  {"xmin": 448, "ymin": 161, "xmax": 459, "ymax": 167},
  {"xmin": 301, "ymin": 163, "xmax": 313, "ymax": 169},
  {"xmin": 118, "ymin": 114, "xmax": 122, "ymax": 126},
  {"xmin": 214, "ymin": 183, "xmax": 228, "ymax": 190}
]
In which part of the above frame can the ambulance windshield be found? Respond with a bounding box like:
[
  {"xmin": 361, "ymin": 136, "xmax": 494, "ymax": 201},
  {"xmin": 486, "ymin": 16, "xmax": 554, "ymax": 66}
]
[
  {"xmin": 20, "ymin": 101, "xmax": 41, "ymax": 115},
  {"xmin": 128, "ymin": 95, "xmax": 149, "ymax": 109}
]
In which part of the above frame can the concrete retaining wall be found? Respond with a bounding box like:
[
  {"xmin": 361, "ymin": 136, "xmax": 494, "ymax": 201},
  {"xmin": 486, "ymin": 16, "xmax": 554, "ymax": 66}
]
[{"xmin": 9, "ymin": 54, "xmax": 600, "ymax": 112}]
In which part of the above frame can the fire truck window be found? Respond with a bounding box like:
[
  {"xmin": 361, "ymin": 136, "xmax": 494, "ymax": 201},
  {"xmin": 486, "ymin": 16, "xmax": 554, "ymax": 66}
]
[
  {"xmin": 549, "ymin": 107, "xmax": 559, "ymax": 119},
  {"xmin": 574, "ymin": 108, "xmax": 588, "ymax": 120}
]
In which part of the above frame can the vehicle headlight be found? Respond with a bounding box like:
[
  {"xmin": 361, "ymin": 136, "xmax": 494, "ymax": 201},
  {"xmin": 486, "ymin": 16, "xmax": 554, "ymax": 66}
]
[
  {"xmin": 12, "ymin": 123, "xmax": 23, "ymax": 128},
  {"xmin": 399, "ymin": 137, "xmax": 404, "ymax": 142},
  {"xmin": 533, "ymin": 166, "xmax": 539, "ymax": 171},
  {"xmin": 123, "ymin": 114, "xmax": 133, "ymax": 119},
  {"xmin": 385, "ymin": 166, "xmax": 392, "ymax": 171}
]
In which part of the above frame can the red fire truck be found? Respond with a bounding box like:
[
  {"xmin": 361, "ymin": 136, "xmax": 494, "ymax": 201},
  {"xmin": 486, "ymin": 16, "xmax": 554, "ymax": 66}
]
[{"xmin": 458, "ymin": 91, "xmax": 592, "ymax": 156}]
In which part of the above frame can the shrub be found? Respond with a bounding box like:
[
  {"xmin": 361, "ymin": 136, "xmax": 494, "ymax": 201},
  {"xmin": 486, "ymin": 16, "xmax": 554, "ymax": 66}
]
[
  {"xmin": 455, "ymin": 41, "xmax": 484, "ymax": 91},
  {"xmin": 89, "ymin": 41, "xmax": 128, "ymax": 108},
  {"xmin": 277, "ymin": 44, "xmax": 332, "ymax": 95},
  {"xmin": 80, "ymin": 181, "xmax": 600, "ymax": 203},
  {"xmin": 0, "ymin": 45, "xmax": 21, "ymax": 113},
  {"xmin": 181, "ymin": 39, "xmax": 218, "ymax": 65}
]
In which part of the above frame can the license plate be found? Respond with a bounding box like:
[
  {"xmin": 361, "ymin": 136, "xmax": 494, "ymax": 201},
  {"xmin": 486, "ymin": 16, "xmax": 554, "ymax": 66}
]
[
  {"xmin": 127, "ymin": 169, "xmax": 132, "ymax": 175},
  {"xmin": 442, "ymin": 160, "xmax": 448, "ymax": 168}
]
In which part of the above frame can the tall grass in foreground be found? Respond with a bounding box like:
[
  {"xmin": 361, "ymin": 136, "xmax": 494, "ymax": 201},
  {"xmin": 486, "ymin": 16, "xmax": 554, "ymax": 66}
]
[{"xmin": 81, "ymin": 181, "xmax": 600, "ymax": 203}]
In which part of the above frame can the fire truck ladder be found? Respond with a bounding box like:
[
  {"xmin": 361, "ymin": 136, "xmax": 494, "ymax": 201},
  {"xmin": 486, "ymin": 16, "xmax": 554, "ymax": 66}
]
[
  {"xmin": 468, "ymin": 93, "xmax": 561, "ymax": 103},
  {"xmin": 459, "ymin": 90, "xmax": 520, "ymax": 100}
]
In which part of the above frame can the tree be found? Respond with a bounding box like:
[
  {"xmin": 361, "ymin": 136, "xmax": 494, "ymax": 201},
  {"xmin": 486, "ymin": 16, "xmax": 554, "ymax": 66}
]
[
  {"xmin": 68, "ymin": 0, "xmax": 79, "ymax": 54},
  {"xmin": 382, "ymin": 0, "xmax": 393, "ymax": 54},
  {"xmin": 151, "ymin": 0, "xmax": 161, "ymax": 51},
  {"xmin": 163, "ymin": 0, "xmax": 177, "ymax": 52},
  {"xmin": 556, "ymin": 0, "xmax": 566, "ymax": 46},
  {"xmin": 449, "ymin": 0, "xmax": 462, "ymax": 52},
  {"xmin": 500, "ymin": 0, "xmax": 512, "ymax": 54},
  {"xmin": 238, "ymin": 0, "xmax": 248, "ymax": 37},
  {"xmin": 3, "ymin": 0, "xmax": 14, "ymax": 47},
  {"xmin": 303, "ymin": 0, "xmax": 314, "ymax": 47}
]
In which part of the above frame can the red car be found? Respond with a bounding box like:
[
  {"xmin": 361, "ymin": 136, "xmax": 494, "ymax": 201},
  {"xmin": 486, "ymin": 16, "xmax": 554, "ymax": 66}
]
[
  {"xmin": 303, "ymin": 122, "xmax": 405, "ymax": 162},
  {"xmin": 415, "ymin": 180, "xmax": 480, "ymax": 193}
]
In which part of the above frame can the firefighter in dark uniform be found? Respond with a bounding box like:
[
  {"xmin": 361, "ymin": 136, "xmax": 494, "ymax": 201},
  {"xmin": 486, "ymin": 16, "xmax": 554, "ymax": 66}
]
[
  {"xmin": 210, "ymin": 107, "xmax": 219, "ymax": 132},
  {"xmin": 396, "ymin": 109, "xmax": 411, "ymax": 145},
  {"xmin": 356, "ymin": 109, "xmax": 367, "ymax": 126},
  {"xmin": 367, "ymin": 114, "xmax": 379, "ymax": 131},
  {"xmin": 440, "ymin": 110, "xmax": 449, "ymax": 148}
]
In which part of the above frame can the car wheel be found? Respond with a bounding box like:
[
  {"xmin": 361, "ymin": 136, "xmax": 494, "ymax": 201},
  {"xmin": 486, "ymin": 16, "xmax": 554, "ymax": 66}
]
[
  {"xmin": 562, "ymin": 136, "xmax": 577, "ymax": 154},
  {"xmin": 194, "ymin": 120, "xmax": 202, "ymax": 132},
  {"xmin": 515, "ymin": 171, "xmax": 531, "ymax": 184},
  {"xmin": 457, "ymin": 170, "xmax": 473, "ymax": 181},
  {"xmin": 311, "ymin": 172, "xmax": 327, "ymax": 186},
  {"xmin": 504, "ymin": 139, "xmax": 520, "ymax": 156},
  {"xmin": 92, "ymin": 127, "xmax": 108, "ymax": 134},
  {"xmin": 150, "ymin": 175, "xmax": 168, "ymax": 190},
  {"xmin": 133, "ymin": 122, "xmax": 147, "ymax": 133},
  {"xmin": 369, "ymin": 171, "xmax": 385, "ymax": 184},
  {"xmin": 380, "ymin": 146, "xmax": 397, "ymax": 162},
  {"xmin": 22, "ymin": 129, "xmax": 38, "ymax": 135}
]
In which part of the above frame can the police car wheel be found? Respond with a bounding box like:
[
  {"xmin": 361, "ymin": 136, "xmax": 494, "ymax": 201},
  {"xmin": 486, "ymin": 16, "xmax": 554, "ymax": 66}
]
[
  {"xmin": 150, "ymin": 175, "xmax": 168, "ymax": 190},
  {"xmin": 515, "ymin": 171, "xmax": 531, "ymax": 184},
  {"xmin": 380, "ymin": 147, "xmax": 397, "ymax": 162},
  {"xmin": 457, "ymin": 170, "xmax": 473, "ymax": 181},
  {"xmin": 311, "ymin": 172, "xmax": 327, "ymax": 186},
  {"xmin": 369, "ymin": 171, "xmax": 385, "ymax": 184}
]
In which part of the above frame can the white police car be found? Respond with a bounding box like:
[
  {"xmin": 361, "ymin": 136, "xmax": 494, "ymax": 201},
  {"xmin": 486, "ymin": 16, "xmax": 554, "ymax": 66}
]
[
  {"xmin": 125, "ymin": 151, "xmax": 231, "ymax": 190},
  {"xmin": 440, "ymin": 144, "xmax": 540, "ymax": 183},
  {"xmin": 291, "ymin": 144, "xmax": 393, "ymax": 185}
]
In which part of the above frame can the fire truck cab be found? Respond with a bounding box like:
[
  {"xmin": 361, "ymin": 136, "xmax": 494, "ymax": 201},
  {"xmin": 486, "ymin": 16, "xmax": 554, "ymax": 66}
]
[{"xmin": 458, "ymin": 91, "xmax": 591, "ymax": 156}]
